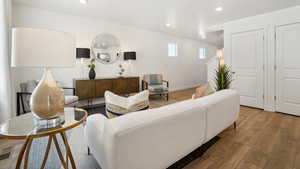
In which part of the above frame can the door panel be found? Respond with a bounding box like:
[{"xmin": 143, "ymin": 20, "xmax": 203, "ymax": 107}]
[
  {"xmin": 231, "ymin": 30, "xmax": 264, "ymax": 108},
  {"xmin": 276, "ymin": 23, "xmax": 300, "ymax": 115}
]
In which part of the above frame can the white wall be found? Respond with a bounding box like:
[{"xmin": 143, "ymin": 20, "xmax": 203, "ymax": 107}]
[
  {"xmin": 224, "ymin": 5, "xmax": 300, "ymax": 111},
  {"xmin": 12, "ymin": 5, "xmax": 218, "ymax": 94}
]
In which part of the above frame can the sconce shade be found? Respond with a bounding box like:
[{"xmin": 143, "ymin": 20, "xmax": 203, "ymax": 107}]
[
  {"xmin": 124, "ymin": 51, "xmax": 136, "ymax": 60},
  {"xmin": 76, "ymin": 48, "xmax": 90, "ymax": 59},
  {"xmin": 11, "ymin": 27, "xmax": 76, "ymax": 68}
]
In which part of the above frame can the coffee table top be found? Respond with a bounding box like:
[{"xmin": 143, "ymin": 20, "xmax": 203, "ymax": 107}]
[{"xmin": 0, "ymin": 108, "xmax": 87, "ymax": 139}]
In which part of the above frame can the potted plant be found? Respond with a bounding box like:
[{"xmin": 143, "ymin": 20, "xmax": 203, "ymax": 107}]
[
  {"xmin": 215, "ymin": 64, "xmax": 233, "ymax": 91},
  {"xmin": 88, "ymin": 58, "xmax": 96, "ymax": 79}
]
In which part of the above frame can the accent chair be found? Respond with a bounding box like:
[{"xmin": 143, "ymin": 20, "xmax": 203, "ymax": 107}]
[{"xmin": 142, "ymin": 74, "xmax": 169, "ymax": 100}]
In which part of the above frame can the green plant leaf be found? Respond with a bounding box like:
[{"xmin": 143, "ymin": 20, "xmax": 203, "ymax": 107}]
[{"xmin": 214, "ymin": 64, "xmax": 234, "ymax": 91}]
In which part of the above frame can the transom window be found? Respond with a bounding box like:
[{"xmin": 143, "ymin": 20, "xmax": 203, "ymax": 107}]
[
  {"xmin": 198, "ymin": 48, "xmax": 206, "ymax": 59},
  {"xmin": 168, "ymin": 43, "xmax": 178, "ymax": 57}
]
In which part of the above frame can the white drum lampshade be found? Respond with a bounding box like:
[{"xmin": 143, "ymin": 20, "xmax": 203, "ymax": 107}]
[{"xmin": 11, "ymin": 27, "xmax": 76, "ymax": 119}]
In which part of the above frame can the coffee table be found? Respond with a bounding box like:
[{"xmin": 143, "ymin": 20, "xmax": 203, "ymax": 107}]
[{"xmin": 0, "ymin": 108, "xmax": 87, "ymax": 169}]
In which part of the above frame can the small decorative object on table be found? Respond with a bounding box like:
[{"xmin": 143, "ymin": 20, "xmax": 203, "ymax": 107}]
[
  {"xmin": 118, "ymin": 64, "xmax": 125, "ymax": 77},
  {"xmin": 88, "ymin": 58, "xmax": 96, "ymax": 79},
  {"xmin": 215, "ymin": 64, "xmax": 233, "ymax": 91}
]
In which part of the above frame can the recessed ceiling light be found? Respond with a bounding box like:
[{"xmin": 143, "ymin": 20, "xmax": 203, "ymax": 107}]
[
  {"xmin": 166, "ymin": 23, "xmax": 171, "ymax": 28},
  {"xmin": 215, "ymin": 6, "xmax": 223, "ymax": 12},
  {"xmin": 80, "ymin": 0, "xmax": 88, "ymax": 4}
]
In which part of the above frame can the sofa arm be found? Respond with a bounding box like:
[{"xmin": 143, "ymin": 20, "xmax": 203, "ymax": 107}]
[{"xmin": 84, "ymin": 114, "xmax": 108, "ymax": 151}]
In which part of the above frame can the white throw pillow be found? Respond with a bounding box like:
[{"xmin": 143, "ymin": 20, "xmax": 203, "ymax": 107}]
[{"xmin": 105, "ymin": 90, "xmax": 150, "ymax": 118}]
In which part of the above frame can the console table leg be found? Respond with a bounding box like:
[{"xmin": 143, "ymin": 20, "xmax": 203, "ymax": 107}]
[
  {"xmin": 15, "ymin": 136, "xmax": 31, "ymax": 169},
  {"xmin": 87, "ymin": 147, "xmax": 91, "ymax": 155}
]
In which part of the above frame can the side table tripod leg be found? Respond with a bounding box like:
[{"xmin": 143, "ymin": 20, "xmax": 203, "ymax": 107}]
[
  {"xmin": 15, "ymin": 136, "xmax": 31, "ymax": 169},
  {"xmin": 53, "ymin": 134, "xmax": 68, "ymax": 169},
  {"xmin": 60, "ymin": 132, "xmax": 76, "ymax": 169},
  {"xmin": 23, "ymin": 137, "xmax": 33, "ymax": 169},
  {"xmin": 40, "ymin": 136, "xmax": 53, "ymax": 169}
]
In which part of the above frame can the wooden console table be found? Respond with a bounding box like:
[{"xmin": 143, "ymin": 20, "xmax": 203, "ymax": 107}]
[{"xmin": 74, "ymin": 77, "xmax": 140, "ymax": 100}]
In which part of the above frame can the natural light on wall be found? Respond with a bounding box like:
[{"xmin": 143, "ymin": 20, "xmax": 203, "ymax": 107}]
[
  {"xmin": 168, "ymin": 43, "xmax": 178, "ymax": 57},
  {"xmin": 198, "ymin": 48, "xmax": 206, "ymax": 59}
]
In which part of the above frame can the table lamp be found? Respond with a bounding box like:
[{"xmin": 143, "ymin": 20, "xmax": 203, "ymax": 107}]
[
  {"xmin": 76, "ymin": 48, "xmax": 90, "ymax": 78},
  {"xmin": 11, "ymin": 27, "xmax": 75, "ymax": 120}
]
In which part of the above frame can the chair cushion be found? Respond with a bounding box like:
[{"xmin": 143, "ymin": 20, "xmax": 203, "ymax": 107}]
[
  {"xmin": 105, "ymin": 90, "xmax": 150, "ymax": 118},
  {"xmin": 148, "ymin": 85, "xmax": 168, "ymax": 93},
  {"xmin": 143, "ymin": 74, "xmax": 163, "ymax": 85}
]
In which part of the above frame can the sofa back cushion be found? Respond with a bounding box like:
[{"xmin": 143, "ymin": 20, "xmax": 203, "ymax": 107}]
[
  {"xmin": 195, "ymin": 89, "xmax": 240, "ymax": 142},
  {"xmin": 104, "ymin": 98, "xmax": 207, "ymax": 169}
]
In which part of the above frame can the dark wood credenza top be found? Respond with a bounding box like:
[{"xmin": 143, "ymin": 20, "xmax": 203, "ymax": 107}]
[{"xmin": 74, "ymin": 77, "xmax": 140, "ymax": 100}]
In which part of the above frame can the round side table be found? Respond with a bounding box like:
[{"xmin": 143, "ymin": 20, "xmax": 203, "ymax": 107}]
[{"xmin": 0, "ymin": 108, "xmax": 87, "ymax": 169}]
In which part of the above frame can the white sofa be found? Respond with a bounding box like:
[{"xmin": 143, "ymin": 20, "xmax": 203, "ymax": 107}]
[{"xmin": 85, "ymin": 89, "xmax": 240, "ymax": 169}]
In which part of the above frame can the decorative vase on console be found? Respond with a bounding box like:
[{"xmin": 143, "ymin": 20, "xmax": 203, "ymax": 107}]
[{"xmin": 88, "ymin": 58, "xmax": 96, "ymax": 79}]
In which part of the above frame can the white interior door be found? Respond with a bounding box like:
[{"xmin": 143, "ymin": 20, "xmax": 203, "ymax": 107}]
[
  {"xmin": 230, "ymin": 30, "xmax": 264, "ymax": 108},
  {"xmin": 276, "ymin": 23, "xmax": 300, "ymax": 116}
]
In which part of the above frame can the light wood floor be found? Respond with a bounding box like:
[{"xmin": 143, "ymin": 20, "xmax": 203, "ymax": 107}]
[{"xmin": 1, "ymin": 88, "xmax": 300, "ymax": 169}]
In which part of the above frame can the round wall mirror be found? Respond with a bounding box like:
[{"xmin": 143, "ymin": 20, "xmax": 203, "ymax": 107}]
[{"xmin": 91, "ymin": 33, "xmax": 121, "ymax": 64}]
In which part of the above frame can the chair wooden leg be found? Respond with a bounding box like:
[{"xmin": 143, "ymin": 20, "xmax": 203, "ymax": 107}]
[{"xmin": 234, "ymin": 122, "xmax": 237, "ymax": 129}]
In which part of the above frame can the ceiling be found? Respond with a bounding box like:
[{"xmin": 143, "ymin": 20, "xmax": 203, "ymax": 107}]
[{"xmin": 12, "ymin": 0, "xmax": 300, "ymax": 46}]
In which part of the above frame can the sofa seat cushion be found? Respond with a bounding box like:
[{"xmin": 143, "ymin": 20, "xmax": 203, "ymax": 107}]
[
  {"xmin": 148, "ymin": 85, "xmax": 168, "ymax": 93},
  {"xmin": 105, "ymin": 90, "xmax": 149, "ymax": 118}
]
